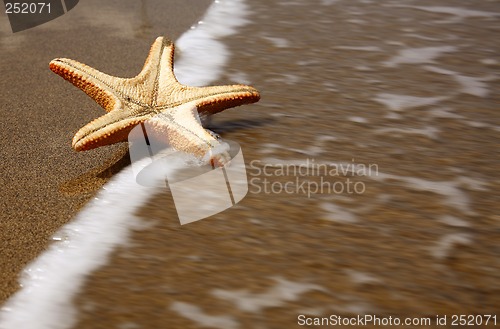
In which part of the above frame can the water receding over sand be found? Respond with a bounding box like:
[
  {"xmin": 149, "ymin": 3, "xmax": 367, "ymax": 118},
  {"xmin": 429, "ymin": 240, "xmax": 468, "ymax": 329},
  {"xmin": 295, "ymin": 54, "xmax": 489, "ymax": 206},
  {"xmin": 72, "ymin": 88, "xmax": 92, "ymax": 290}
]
[{"xmin": 1, "ymin": 0, "xmax": 499, "ymax": 327}]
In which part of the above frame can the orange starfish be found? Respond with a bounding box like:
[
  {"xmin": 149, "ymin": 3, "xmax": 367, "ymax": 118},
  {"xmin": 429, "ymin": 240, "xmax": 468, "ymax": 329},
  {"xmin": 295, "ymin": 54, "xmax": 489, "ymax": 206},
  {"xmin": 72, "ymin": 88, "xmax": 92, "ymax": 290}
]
[{"xmin": 49, "ymin": 36, "xmax": 260, "ymax": 165}]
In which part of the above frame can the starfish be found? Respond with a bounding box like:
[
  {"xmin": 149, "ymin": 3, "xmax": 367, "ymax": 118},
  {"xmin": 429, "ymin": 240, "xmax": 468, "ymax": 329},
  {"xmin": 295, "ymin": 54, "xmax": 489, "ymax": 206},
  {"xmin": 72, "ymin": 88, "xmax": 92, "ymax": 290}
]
[{"xmin": 49, "ymin": 36, "xmax": 260, "ymax": 165}]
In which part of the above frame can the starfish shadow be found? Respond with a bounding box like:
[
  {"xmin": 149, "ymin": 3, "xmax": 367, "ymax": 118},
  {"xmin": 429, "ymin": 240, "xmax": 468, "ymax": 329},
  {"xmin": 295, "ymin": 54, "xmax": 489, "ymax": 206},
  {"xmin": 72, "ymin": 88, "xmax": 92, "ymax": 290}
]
[
  {"xmin": 205, "ymin": 117, "xmax": 277, "ymax": 134},
  {"xmin": 59, "ymin": 145, "xmax": 131, "ymax": 196}
]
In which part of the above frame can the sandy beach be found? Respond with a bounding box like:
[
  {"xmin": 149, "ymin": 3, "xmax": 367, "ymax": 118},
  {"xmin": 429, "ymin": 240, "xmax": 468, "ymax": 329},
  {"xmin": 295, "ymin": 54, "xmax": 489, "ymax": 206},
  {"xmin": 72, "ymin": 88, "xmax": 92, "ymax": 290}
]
[
  {"xmin": 0, "ymin": 0, "xmax": 212, "ymax": 304},
  {"xmin": 1, "ymin": 0, "xmax": 500, "ymax": 328}
]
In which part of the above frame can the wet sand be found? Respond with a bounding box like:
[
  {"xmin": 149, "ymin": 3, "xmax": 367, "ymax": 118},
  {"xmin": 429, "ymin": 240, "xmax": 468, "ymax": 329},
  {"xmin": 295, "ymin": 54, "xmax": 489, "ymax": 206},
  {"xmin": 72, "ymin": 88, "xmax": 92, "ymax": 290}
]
[
  {"xmin": 2, "ymin": 0, "xmax": 500, "ymax": 328},
  {"xmin": 0, "ymin": 0, "xmax": 212, "ymax": 304}
]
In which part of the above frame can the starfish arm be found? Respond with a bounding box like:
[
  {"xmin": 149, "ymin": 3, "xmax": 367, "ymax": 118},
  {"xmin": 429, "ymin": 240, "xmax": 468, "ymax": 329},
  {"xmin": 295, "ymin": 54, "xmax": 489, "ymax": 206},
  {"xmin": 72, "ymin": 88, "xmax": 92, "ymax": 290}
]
[
  {"xmin": 147, "ymin": 104, "xmax": 222, "ymax": 159},
  {"xmin": 190, "ymin": 84, "xmax": 261, "ymax": 116},
  {"xmin": 72, "ymin": 109, "xmax": 153, "ymax": 151},
  {"xmin": 153, "ymin": 84, "xmax": 260, "ymax": 116},
  {"xmin": 49, "ymin": 58, "xmax": 130, "ymax": 112},
  {"xmin": 133, "ymin": 37, "xmax": 177, "ymax": 87}
]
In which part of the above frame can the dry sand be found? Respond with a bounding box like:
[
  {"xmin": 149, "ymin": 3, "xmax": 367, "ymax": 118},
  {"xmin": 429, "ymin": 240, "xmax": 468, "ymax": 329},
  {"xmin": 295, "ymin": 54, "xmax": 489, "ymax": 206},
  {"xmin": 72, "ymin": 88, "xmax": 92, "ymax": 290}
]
[{"xmin": 0, "ymin": 0, "xmax": 212, "ymax": 303}]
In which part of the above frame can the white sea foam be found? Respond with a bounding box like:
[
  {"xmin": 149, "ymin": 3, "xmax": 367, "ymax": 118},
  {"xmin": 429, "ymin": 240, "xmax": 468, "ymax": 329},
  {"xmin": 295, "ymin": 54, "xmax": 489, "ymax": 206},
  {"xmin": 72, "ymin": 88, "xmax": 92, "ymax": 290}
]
[
  {"xmin": 170, "ymin": 302, "xmax": 239, "ymax": 329},
  {"xmin": 174, "ymin": 0, "xmax": 249, "ymax": 87},
  {"xmin": 430, "ymin": 234, "xmax": 473, "ymax": 259},
  {"xmin": 258, "ymin": 135, "xmax": 338, "ymax": 157},
  {"xmin": 260, "ymin": 158, "xmax": 478, "ymax": 216},
  {"xmin": 480, "ymin": 58, "xmax": 498, "ymax": 65},
  {"xmin": 375, "ymin": 126, "xmax": 440, "ymax": 139},
  {"xmin": 384, "ymin": 46, "xmax": 457, "ymax": 67},
  {"xmin": 399, "ymin": 6, "xmax": 500, "ymax": 20},
  {"xmin": 453, "ymin": 75, "xmax": 490, "ymax": 98},
  {"xmin": 0, "ymin": 1, "xmax": 250, "ymax": 328},
  {"xmin": 263, "ymin": 35, "xmax": 290, "ymax": 48},
  {"xmin": 268, "ymin": 73, "xmax": 301, "ymax": 85},
  {"xmin": 403, "ymin": 33, "xmax": 442, "ymax": 41},
  {"xmin": 424, "ymin": 65, "xmax": 491, "ymax": 98},
  {"xmin": 428, "ymin": 107, "xmax": 464, "ymax": 119},
  {"xmin": 335, "ymin": 46, "xmax": 382, "ymax": 52},
  {"xmin": 438, "ymin": 215, "xmax": 470, "ymax": 228},
  {"xmin": 354, "ymin": 65, "xmax": 373, "ymax": 71},
  {"xmin": 321, "ymin": 202, "xmax": 358, "ymax": 223},
  {"xmin": 348, "ymin": 116, "xmax": 368, "ymax": 123},
  {"xmin": 374, "ymin": 93, "xmax": 447, "ymax": 112},
  {"xmin": 370, "ymin": 173, "xmax": 475, "ymax": 215},
  {"xmin": 332, "ymin": 299, "xmax": 375, "ymax": 314},
  {"xmin": 227, "ymin": 71, "xmax": 251, "ymax": 84},
  {"xmin": 344, "ymin": 270, "xmax": 381, "ymax": 285},
  {"xmin": 212, "ymin": 277, "xmax": 324, "ymax": 313}
]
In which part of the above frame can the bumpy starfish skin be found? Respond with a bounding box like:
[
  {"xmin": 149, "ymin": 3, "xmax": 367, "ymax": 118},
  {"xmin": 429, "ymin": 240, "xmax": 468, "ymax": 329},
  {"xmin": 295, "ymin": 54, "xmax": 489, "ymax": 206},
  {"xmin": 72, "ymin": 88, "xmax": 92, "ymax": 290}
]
[{"xmin": 49, "ymin": 36, "xmax": 260, "ymax": 163}]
